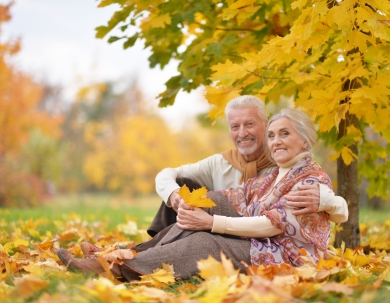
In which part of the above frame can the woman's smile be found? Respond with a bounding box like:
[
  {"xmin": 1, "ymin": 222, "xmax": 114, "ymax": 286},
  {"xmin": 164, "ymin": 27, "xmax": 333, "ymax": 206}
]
[{"xmin": 267, "ymin": 117, "xmax": 307, "ymax": 163}]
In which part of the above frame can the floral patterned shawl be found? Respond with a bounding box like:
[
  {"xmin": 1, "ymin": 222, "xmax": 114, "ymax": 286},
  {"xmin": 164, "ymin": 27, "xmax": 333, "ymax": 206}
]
[{"xmin": 219, "ymin": 154, "xmax": 331, "ymax": 267}]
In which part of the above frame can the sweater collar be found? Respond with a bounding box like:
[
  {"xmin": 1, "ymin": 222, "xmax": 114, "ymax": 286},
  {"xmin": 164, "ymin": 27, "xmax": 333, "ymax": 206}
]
[{"xmin": 276, "ymin": 152, "xmax": 310, "ymax": 169}]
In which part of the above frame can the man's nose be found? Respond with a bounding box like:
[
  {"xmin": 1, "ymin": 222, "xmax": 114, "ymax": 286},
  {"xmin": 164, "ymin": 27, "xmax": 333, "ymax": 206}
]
[{"xmin": 238, "ymin": 126, "xmax": 248, "ymax": 137}]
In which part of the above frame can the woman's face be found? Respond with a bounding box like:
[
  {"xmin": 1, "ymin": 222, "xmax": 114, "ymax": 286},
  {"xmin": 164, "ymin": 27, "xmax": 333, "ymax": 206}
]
[{"xmin": 267, "ymin": 117, "xmax": 307, "ymax": 163}]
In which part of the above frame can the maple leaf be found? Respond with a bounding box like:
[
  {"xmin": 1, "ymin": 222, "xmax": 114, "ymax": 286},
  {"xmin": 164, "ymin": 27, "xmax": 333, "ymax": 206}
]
[
  {"xmin": 198, "ymin": 254, "xmax": 228, "ymax": 279},
  {"xmin": 101, "ymin": 249, "xmax": 136, "ymax": 263},
  {"xmin": 97, "ymin": 256, "xmax": 116, "ymax": 282},
  {"xmin": 13, "ymin": 275, "xmax": 49, "ymax": 299},
  {"xmin": 136, "ymin": 265, "xmax": 176, "ymax": 287},
  {"xmin": 178, "ymin": 185, "xmax": 216, "ymax": 208}
]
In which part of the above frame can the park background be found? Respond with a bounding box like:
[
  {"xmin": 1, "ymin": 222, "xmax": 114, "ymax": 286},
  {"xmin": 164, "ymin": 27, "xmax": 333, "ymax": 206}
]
[
  {"xmin": 1, "ymin": 0, "xmax": 390, "ymax": 302},
  {"xmin": 2, "ymin": 0, "xmax": 388, "ymax": 211}
]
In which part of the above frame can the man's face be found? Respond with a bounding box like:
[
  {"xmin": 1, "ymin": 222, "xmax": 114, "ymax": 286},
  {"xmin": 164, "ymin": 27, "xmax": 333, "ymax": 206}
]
[{"xmin": 227, "ymin": 107, "xmax": 266, "ymax": 161}]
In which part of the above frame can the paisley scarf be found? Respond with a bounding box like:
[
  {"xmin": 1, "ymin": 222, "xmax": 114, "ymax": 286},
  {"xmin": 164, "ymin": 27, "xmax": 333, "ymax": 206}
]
[{"xmin": 220, "ymin": 154, "xmax": 331, "ymax": 266}]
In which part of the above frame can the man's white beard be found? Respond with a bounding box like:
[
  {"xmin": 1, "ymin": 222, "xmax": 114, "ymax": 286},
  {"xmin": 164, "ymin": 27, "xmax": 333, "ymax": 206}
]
[{"xmin": 237, "ymin": 142, "xmax": 258, "ymax": 156}]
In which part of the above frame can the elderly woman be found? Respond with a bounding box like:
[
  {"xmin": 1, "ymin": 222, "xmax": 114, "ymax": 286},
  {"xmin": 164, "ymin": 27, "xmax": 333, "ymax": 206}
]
[{"xmin": 57, "ymin": 108, "xmax": 346, "ymax": 280}]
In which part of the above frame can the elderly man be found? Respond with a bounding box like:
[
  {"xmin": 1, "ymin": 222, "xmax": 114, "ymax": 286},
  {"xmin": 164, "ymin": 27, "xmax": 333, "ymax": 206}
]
[{"xmin": 149, "ymin": 95, "xmax": 348, "ymax": 236}]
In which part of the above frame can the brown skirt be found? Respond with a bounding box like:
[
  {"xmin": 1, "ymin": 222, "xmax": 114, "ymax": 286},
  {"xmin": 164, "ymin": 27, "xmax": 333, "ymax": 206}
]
[{"xmin": 120, "ymin": 191, "xmax": 251, "ymax": 281}]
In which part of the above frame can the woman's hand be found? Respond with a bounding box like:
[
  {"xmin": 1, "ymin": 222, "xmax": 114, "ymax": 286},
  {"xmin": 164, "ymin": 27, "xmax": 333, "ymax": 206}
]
[{"xmin": 176, "ymin": 207, "xmax": 213, "ymax": 230}]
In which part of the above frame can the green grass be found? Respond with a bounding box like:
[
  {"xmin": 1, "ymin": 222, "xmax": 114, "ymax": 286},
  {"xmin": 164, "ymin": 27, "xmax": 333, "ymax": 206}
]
[
  {"xmin": 1, "ymin": 193, "xmax": 161, "ymax": 231},
  {"xmin": 360, "ymin": 206, "xmax": 390, "ymax": 224},
  {"xmin": 2, "ymin": 193, "xmax": 388, "ymax": 231}
]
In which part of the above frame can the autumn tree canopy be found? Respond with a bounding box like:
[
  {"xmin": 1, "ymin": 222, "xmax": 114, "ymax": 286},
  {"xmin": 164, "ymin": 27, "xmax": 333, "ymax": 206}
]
[{"xmin": 97, "ymin": 0, "xmax": 390, "ymax": 247}]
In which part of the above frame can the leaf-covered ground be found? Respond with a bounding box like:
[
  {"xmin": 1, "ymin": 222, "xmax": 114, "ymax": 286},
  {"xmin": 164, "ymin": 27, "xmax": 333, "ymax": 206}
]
[{"xmin": 1, "ymin": 210, "xmax": 390, "ymax": 303}]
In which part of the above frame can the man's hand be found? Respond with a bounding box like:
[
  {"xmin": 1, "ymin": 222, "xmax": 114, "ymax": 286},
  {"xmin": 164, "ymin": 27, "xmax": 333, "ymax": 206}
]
[
  {"xmin": 169, "ymin": 190, "xmax": 195, "ymax": 212},
  {"xmin": 169, "ymin": 190, "xmax": 184, "ymax": 212},
  {"xmin": 284, "ymin": 184, "xmax": 320, "ymax": 215},
  {"xmin": 176, "ymin": 207, "xmax": 213, "ymax": 230}
]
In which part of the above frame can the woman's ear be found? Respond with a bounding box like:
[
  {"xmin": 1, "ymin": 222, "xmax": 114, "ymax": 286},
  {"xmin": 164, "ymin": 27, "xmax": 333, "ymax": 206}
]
[{"xmin": 302, "ymin": 141, "xmax": 308, "ymax": 151}]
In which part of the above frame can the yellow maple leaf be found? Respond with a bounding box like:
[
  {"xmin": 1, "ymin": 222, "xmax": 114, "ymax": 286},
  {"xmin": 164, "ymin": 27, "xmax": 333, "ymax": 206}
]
[
  {"xmin": 210, "ymin": 59, "xmax": 247, "ymax": 86},
  {"xmin": 139, "ymin": 267, "xmax": 175, "ymax": 286},
  {"xmin": 221, "ymin": 252, "xmax": 239, "ymax": 278},
  {"xmin": 340, "ymin": 146, "xmax": 358, "ymax": 165},
  {"xmin": 340, "ymin": 275, "xmax": 360, "ymax": 286},
  {"xmin": 97, "ymin": 256, "xmax": 116, "ymax": 282},
  {"xmin": 343, "ymin": 248, "xmax": 355, "ymax": 263},
  {"xmin": 355, "ymin": 254, "xmax": 373, "ymax": 267},
  {"xmin": 295, "ymin": 263, "xmax": 317, "ymax": 280},
  {"xmin": 205, "ymin": 85, "xmax": 241, "ymax": 120},
  {"xmin": 22, "ymin": 264, "xmax": 45, "ymax": 276},
  {"xmin": 101, "ymin": 249, "xmax": 136, "ymax": 263},
  {"xmin": 14, "ymin": 239, "xmax": 29, "ymax": 248},
  {"xmin": 141, "ymin": 13, "xmax": 171, "ymax": 31},
  {"xmin": 178, "ymin": 185, "xmax": 216, "ymax": 208},
  {"xmin": 198, "ymin": 255, "xmax": 226, "ymax": 279}
]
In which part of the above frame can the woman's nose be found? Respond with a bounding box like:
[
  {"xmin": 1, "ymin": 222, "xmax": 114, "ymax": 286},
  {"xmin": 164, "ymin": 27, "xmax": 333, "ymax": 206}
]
[{"xmin": 274, "ymin": 136, "xmax": 282, "ymax": 143}]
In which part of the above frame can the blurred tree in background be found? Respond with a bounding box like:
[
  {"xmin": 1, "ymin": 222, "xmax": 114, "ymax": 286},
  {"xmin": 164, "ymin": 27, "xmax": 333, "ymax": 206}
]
[
  {"xmin": 62, "ymin": 80, "xmax": 232, "ymax": 196},
  {"xmin": 0, "ymin": 2, "xmax": 233, "ymax": 206},
  {"xmin": 0, "ymin": 4, "xmax": 62, "ymax": 207}
]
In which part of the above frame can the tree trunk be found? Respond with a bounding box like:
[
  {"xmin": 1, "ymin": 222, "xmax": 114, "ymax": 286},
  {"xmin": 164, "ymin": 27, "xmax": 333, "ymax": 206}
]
[{"xmin": 334, "ymin": 112, "xmax": 360, "ymax": 248}]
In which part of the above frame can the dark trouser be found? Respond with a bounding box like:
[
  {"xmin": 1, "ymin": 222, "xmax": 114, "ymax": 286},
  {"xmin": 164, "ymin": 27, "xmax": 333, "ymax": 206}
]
[{"xmin": 147, "ymin": 178, "xmax": 203, "ymax": 237}]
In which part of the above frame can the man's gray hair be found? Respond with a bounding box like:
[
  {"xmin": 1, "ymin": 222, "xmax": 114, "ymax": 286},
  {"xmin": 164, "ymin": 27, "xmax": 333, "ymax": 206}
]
[
  {"xmin": 267, "ymin": 108, "xmax": 317, "ymax": 152},
  {"xmin": 225, "ymin": 95, "xmax": 267, "ymax": 125}
]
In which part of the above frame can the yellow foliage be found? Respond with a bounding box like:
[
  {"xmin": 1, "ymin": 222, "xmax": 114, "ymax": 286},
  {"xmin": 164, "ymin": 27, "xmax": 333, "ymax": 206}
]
[
  {"xmin": 141, "ymin": 13, "xmax": 171, "ymax": 31},
  {"xmin": 13, "ymin": 275, "xmax": 49, "ymax": 299},
  {"xmin": 0, "ymin": 5, "xmax": 62, "ymax": 156},
  {"xmin": 1, "ymin": 212, "xmax": 390, "ymax": 300},
  {"xmin": 340, "ymin": 146, "xmax": 358, "ymax": 166},
  {"xmin": 137, "ymin": 266, "xmax": 176, "ymax": 287},
  {"xmin": 206, "ymin": 86, "xmax": 241, "ymax": 120}
]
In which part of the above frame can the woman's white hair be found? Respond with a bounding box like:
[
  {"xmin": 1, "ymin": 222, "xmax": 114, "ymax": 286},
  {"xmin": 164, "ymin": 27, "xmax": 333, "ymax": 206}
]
[
  {"xmin": 224, "ymin": 95, "xmax": 267, "ymax": 125},
  {"xmin": 267, "ymin": 108, "xmax": 317, "ymax": 153}
]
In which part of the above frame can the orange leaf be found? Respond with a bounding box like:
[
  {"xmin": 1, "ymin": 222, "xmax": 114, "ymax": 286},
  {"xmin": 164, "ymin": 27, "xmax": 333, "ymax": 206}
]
[
  {"xmin": 14, "ymin": 275, "xmax": 49, "ymax": 299},
  {"xmin": 97, "ymin": 256, "xmax": 116, "ymax": 282}
]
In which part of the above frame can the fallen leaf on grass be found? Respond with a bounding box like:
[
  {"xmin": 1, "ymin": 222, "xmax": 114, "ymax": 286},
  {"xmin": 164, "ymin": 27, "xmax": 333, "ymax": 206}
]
[
  {"xmin": 137, "ymin": 265, "xmax": 176, "ymax": 287},
  {"xmin": 198, "ymin": 255, "xmax": 227, "ymax": 279},
  {"xmin": 13, "ymin": 275, "xmax": 49, "ymax": 299},
  {"xmin": 321, "ymin": 282, "xmax": 355, "ymax": 295},
  {"xmin": 244, "ymin": 275, "xmax": 294, "ymax": 302},
  {"xmin": 97, "ymin": 256, "xmax": 116, "ymax": 282},
  {"xmin": 256, "ymin": 263, "xmax": 295, "ymax": 279},
  {"xmin": 272, "ymin": 274, "xmax": 298, "ymax": 287},
  {"xmin": 295, "ymin": 263, "xmax": 317, "ymax": 280},
  {"xmin": 100, "ymin": 249, "xmax": 136, "ymax": 263}
]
